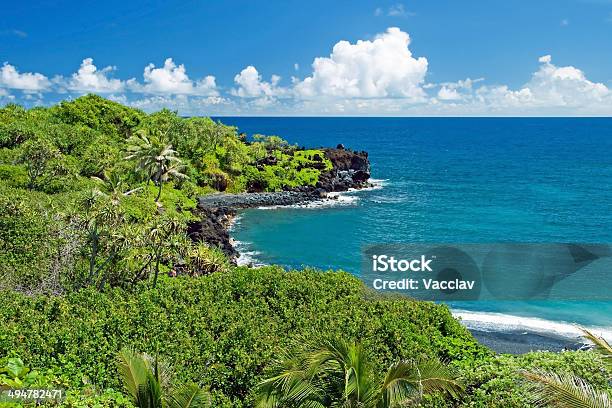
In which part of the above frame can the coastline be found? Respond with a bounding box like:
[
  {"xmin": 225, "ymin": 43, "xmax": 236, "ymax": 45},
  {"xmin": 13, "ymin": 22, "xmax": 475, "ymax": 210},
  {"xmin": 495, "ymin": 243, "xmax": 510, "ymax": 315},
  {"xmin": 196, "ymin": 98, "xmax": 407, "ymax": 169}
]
[{"xmin": 191, "ymin": 187, "xmax": 606, "ymax": 355}]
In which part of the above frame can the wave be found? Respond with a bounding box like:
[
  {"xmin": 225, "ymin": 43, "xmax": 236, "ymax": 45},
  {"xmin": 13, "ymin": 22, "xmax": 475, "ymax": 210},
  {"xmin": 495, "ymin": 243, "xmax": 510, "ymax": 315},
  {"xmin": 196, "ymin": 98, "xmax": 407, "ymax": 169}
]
[
  {"xmin": 256, "ymin": 178, "xmax": 388, "ymax": 210},
  {"xmin": 453, "ymin": 309, "xmax": 612, "ymax": 342},
  {"xmin": 232, "ymin": 239, "xmax": 266, "ymax": 267}
]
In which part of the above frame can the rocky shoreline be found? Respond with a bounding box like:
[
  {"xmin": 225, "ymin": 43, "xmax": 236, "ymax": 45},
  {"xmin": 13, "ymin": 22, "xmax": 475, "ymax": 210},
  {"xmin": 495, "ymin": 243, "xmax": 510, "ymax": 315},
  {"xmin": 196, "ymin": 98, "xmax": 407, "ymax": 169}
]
[{"xmin": 187, "ymin": 146, "xmax": 371, "ymax": 262}]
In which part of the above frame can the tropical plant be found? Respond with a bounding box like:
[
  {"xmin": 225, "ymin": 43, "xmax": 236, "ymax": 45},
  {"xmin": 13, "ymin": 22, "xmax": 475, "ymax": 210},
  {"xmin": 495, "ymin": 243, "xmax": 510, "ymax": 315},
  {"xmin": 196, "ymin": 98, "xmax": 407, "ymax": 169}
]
[
  {"xmin": 521, "ymin": 370, "xmax": 611, "ymax": 408},
  {"xmin": 126, "ymin": 129, "xmax": 188, "ymax": 201},
  {"xmin": 17, "ymin": 137, "xmax": 60, "ymax": 189},
  {"xmin": 116, "ymin": 348, "xmax": 210, "ymax": 408},
  {"xmin": 187, "ymin": 243, "xmax": 230, "ymax": 275},
  {"xmin": 92, "ymin": 171, "xmax": 143, "ymax": 205},
  {"xmin": 521, "ymin": 328, "xmax": 612, "ymax": 408},
  {"xmin": 255, "ymin": 337, "xmax": 464, "ymax": 408}
]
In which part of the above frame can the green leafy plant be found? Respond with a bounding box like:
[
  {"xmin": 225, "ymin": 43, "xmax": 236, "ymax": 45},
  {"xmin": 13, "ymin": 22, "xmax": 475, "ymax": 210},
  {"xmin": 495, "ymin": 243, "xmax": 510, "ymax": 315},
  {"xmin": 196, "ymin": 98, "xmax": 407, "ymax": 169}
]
[
  {"xmin": 520, "ymin": 328, "xmax": 612, "ymax": 408},
  {"xmin": 126, "ymin": 130, "xmax": 188, "ymax": 202},
  {"xmin": 117, "ymin": 348, "xmax": 210, "ymax": 408},
  {"xmin": 256, "ymin": 337, "xmax": 464, "ymax": 407}
]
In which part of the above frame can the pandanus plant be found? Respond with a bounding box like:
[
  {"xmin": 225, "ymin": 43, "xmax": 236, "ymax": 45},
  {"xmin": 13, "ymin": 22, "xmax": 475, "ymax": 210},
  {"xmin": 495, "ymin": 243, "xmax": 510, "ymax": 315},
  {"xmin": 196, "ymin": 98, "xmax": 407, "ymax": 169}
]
[
  {"xmin": 116, "ymin": 349, "xmax": 211, "ymax": 408},
  {"xmin": 521, "ymin": 328, "xmax": 612, "ymax": 408},
  {"xmin": 255, "ymin": 338, "xmax": 464, "ymax": 408}
]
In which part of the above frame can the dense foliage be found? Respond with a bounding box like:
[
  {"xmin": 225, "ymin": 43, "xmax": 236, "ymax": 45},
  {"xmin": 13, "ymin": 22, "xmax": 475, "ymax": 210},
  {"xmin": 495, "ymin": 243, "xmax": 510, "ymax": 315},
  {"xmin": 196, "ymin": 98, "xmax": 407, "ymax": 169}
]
[
  {"xmin": 0, "ymin": 95, "xmax": 331, "ymax": 293},
  {"xmin": 0, "ymin": 268, "xmax": 609, "ymax": 407}
]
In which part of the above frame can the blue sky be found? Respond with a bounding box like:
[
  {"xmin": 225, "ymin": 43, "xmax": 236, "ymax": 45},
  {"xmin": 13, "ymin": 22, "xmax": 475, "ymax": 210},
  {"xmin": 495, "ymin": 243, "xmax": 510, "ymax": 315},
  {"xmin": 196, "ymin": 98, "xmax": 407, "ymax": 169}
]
[{"xmin": 2, "ymin": 0, "xmax": 612, "ymax": 115}]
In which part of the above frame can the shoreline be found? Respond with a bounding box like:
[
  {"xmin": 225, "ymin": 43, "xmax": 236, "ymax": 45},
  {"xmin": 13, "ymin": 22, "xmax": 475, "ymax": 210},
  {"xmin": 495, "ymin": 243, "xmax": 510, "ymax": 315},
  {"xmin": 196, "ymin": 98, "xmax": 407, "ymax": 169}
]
[{"xmin": 189, "ymin": 185, "xmax": 605, "ymax": 355}]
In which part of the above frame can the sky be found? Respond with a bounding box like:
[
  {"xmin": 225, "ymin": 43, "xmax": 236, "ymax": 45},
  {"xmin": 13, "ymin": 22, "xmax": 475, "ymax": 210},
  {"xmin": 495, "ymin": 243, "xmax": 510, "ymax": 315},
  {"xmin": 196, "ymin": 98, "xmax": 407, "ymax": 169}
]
[{"xmin": 2, "ymin": 0, "xmax": 612, "ymax": 116}]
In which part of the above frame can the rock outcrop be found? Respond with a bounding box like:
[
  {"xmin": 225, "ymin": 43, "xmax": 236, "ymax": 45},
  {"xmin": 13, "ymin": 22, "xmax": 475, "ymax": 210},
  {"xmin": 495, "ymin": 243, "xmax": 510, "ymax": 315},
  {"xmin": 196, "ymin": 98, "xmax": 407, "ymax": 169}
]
[{"xmin": 317, "ymin": 148, "xmax": 371, "ymax": 192}]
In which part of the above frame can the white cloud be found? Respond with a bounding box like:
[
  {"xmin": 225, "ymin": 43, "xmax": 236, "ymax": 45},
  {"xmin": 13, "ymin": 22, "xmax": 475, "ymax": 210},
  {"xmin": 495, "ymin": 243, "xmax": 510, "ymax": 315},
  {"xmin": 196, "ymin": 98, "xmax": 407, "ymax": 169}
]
[
  {"xmin": 437, "ymin": 78, "xmax": 484, "ymax": 101},
  {"xmin": 388, "ymin": 4, "xmax": 408, "ymax": 16},
  {"xmin": 131, "ymin": 58, "xmax": 218, "ymax": 96},
  {"xmin": 438, "ymin": 87, "xmax": 461, "ymax": 100},
  {"xmin": 474, "ymin": 55, "xmax": 610, "ymax": 112},
  {"xmin": 0, "ymin": 63, "xmax": 50, "ymax": 92},
  {"xmin": 67, "ymin": 58, "xmax": 125, "ymax": 93},
  {"xmin": 128, "ymin": 94, "xmax": 229, "ymax": 115},
  {"xmin": 232, "ymin": 66, "xmax": 286, "ymax": 98},
  {"xmin": 294, "ymin": 27, "xmax": 428, "ymax": 100},
  {"xmin": 375, "ymin": 4, "xmax": 414, "ymax": 17},
  {"xmin": 425, "ymin": 55, "xmax": 612, "ymax": 115}
]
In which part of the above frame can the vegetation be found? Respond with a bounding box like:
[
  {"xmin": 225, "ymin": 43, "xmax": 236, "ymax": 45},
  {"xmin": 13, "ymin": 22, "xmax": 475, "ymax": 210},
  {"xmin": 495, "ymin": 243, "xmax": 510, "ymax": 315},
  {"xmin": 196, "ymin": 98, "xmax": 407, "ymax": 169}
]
[
  {"xmin": 520, "ymin": 329, "xmax": 612, "ymax": 408},
  {"xmin": 116, "ymin": 349, "xmax": 210, "ymax": 408},
  {"xmin": 0, "ymin": 268, "xmax": 610, "ymax": 407},
  {"xmin": 0, "ymin": 95, "xmax": 331, "ymax": 293},
  {"xmin": 256, "ymin": 338, "xmax": 463, "ymax": 407},
  {"xmin": 0, "ymin": 96, "xmax": 609, "ymax": 407}
]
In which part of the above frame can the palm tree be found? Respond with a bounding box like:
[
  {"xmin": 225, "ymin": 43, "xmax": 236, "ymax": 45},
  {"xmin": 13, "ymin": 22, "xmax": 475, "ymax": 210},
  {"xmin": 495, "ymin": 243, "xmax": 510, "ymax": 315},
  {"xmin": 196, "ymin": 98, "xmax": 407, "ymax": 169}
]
[
  {"xmin": 91, "ymin": 171, "xmax": 143, "ymax": 205},
  {"xmin": 255, "ymin": 338, "xmax": 464, "ymax": 408},
  {"xmin": 521, "ymin": 328, "xmax": 612, "ymax": 408},
  {"xmin": 117, "ymin": 348, "xmax": 211, "ymax": 408},
  {"xmin": 126, "ymin": 129, "xmax": 188, "ymax": 202}
]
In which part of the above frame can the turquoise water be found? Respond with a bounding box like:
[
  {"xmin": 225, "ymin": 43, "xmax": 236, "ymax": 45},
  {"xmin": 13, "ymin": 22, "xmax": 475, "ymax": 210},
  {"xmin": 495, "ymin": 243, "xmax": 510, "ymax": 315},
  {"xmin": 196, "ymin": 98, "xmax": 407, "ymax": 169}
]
[{"xmin": 220, "ymin": 117, "xmax": 612, "ymax": 338}]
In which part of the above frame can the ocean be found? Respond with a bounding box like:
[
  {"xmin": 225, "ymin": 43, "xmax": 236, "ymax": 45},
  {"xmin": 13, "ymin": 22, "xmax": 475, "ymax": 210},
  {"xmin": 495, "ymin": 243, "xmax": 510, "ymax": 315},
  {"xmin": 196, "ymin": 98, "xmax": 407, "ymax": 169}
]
[{"xmin": 217, "ymin": 117, "xmax": 612, "ymax": 342}]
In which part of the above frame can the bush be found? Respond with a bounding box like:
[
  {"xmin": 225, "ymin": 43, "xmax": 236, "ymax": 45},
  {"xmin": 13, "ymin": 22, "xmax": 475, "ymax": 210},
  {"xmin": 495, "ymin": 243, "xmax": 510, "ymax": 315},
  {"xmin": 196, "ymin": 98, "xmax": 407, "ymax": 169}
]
[{"xmin": 0, "ymin": 268, "xmax": 483, "ymax": 407}]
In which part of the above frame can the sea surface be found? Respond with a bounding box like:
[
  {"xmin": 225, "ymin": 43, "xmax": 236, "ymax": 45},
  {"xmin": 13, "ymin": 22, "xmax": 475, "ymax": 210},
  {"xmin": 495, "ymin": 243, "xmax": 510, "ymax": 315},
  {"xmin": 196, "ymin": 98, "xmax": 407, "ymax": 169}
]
[{"xmin": 217, "ymin": 117, "xmax": 612, "ymax": 342}]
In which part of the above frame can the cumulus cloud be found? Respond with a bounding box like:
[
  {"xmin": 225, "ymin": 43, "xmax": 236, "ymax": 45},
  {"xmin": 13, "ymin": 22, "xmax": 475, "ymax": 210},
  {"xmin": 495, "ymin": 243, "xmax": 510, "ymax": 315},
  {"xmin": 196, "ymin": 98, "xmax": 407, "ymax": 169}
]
[
  {"xmin": 232, "ymin": 66, "xmax": 285, "ymax": 98},
  {"xmin": 67, "ymin": 58, "xmax": 125, "ymax": 93},
  {"xmin": 0, "ymin": 63, "xmax": 50, "ymax": 92},
  {"xmin": 130, "ymin": 58, "xmax": 218, "ymax": 96},
  {"xmin": 294, "ymin": 27, "xmax": 428, "ymax": 100},
  {"xmin": 436, "ymin": 78, "xmax": 484, "ymax": 101},
  {"xmin": 470, "ymin": 55, "xmax": 611, "ymax": 112}
]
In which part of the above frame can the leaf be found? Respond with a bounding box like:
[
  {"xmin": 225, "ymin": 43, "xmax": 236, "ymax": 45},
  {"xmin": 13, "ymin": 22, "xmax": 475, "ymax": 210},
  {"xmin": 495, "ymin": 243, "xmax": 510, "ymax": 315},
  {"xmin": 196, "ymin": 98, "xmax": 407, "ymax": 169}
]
[
  {"xmin": 6, "ymin": 358, "xmax": 26, "ymax": 378},
  {"xmin": 521, "ymin": 370, "xmax": 611, "ymax": 408},
  {"xmin": 165, "ymin": 383, "xmax": 211, "ymax": 408}
]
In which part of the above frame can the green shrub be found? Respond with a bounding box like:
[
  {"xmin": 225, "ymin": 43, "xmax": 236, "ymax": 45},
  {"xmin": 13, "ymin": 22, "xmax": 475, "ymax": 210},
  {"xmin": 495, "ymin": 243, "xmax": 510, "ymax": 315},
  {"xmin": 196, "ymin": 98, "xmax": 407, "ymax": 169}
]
[{"xmin": 0, "ymin": 268, "xmax": 483, "ymax": 407}]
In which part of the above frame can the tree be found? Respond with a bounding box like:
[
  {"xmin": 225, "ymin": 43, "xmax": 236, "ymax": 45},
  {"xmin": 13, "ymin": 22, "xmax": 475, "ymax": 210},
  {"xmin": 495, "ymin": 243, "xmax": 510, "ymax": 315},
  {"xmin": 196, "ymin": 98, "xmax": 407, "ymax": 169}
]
[
  {"xmin": 256, "ymin": 338, "xmax": 464, "ymax": 408},
  {"xmin": 17, "ymin": 137, "xmax": 59, "ymax": 189},
  {"xmin": 145, "ymin": 216, "xmax": 184, "ymax": 287},
  {"xmin": 521, "ymin": 328, "xmax": 612, "ymax": 408},
  {"xmin": 117, "ymin": 349, "xmax": 210, "ymax": 408},
  {"xmin": 126, "ymin": 129, "xmax": 188, "ymax": 201},
  {"xmin": 91, "ymin": 171, "xmax": 143, "ymax": 206}
]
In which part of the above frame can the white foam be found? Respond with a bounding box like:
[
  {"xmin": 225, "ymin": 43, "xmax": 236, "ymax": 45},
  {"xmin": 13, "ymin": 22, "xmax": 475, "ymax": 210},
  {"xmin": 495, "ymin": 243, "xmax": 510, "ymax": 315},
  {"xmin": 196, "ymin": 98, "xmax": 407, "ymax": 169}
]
[
  {"xmin": 344, "ymin": 178, "xmax": 389, "ymax": 193},
  {"xmin": 256, "ymin": 193, "xmax": 360, "ymax": 210},
  {"xmin": 233, "ymin": 239, "xmax": 266, "ymax": 267},
  {"xmin": 453, "ymin": 309, "xmax": 612, "ymax": 342}
]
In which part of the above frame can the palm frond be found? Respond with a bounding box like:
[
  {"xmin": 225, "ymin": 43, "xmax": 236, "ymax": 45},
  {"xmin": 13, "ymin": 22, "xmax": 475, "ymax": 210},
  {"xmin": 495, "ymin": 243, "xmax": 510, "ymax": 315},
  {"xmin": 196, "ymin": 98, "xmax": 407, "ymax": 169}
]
[
  {"xmin": 117, "ymin": 348, "xmax": 151, "ymax": 401},
  {"xmin": 521, "ymin": 370, "xmax": 611, "ymax": 408},
  {"xmin": 414, "ymin": 358, "xmax": 464, "ymax": 399},
  {"xmin": 165, "ymin": 383, "xmax": 211, "ymax": 408},
  {"xmin": 255, "ymin": 353, "xmax": 326, "ymax": 408},
  {"xmin": 117, "ymin": 348, "xmax": 163, "ymax": 408},
  {"xmin": 581, "ymin": 328, "xmax": 612, "ymax": 371}
]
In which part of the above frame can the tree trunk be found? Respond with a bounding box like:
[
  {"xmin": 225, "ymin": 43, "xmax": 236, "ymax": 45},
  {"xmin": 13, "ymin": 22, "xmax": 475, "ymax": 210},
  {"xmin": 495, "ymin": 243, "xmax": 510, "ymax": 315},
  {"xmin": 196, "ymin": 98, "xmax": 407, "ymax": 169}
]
[
  {"xmin": 155, "ymin": 182, "xmax": 163, "ymax": 202},
  {"xmin": 152, "ymin": 248, "xmax": 161, "ymax": 288}
]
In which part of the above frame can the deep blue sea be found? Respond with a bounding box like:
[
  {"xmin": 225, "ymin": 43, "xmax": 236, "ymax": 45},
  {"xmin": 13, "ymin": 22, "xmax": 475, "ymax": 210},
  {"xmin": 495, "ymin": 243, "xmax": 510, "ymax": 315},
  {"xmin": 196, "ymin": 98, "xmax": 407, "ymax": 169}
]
[{"xmin": 218, "ymin": 117, "xmax": 612, "ymax": 340}]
